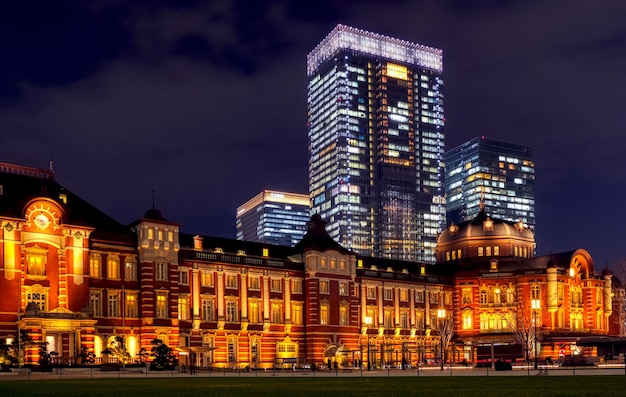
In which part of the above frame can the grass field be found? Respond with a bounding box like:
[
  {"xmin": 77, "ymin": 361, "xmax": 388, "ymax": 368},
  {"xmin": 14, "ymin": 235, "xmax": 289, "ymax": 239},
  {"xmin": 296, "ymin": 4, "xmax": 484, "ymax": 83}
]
[{"xmin": 1, "ymin": 376, "xmax": 625, "ymax": 397}]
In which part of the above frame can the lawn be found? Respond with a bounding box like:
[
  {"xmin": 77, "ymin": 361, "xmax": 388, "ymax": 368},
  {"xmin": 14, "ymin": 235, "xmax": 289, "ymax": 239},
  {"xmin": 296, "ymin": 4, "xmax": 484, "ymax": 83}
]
[{"xmin": 1, "ymin": 376, "xmax": 624, "ymax": 397}]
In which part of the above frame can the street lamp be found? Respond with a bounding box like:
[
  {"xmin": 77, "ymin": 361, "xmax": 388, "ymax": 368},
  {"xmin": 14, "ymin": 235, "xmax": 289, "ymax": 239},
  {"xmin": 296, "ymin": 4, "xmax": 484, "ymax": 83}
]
[
  {"xmin": 531, "ymin": 299, "xmax": 541, "ymax": 370},
  {"xmin": 437, "ymin": 309, "xmax": 446, "ymax": 371},
  {"xmin": 364, "ymin": 316, "xmax": 372, "ymax": 371}
]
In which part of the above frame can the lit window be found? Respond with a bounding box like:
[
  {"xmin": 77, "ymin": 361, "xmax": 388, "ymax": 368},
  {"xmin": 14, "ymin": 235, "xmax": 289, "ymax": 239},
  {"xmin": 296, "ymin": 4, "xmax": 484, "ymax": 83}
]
[
  {"xmin": 226, "ymin": 301, "xmax": 238, "ymax": 322},
  {"xmin": 178, "ymin": 295, "xmax": 189, "ymax": 320},
  {"xmin": 320, "ymin": 303, "xmax": 329, "ymax": 325},
  {"xmin": 478, "ymin": 247, "xmax": 484, "ymax": 257},
  {"xmin": 125, "ymin": 292, "xmax": 138, "ymax": 318},
  {"xmin": 367, "ymin": 286, "xmax": 376, "ymax": 299},
  {"xmin": 155, "ymin": 261, "xmax": 167, "ymax": 281},
  {"xmin": 124, "ymin": 259, "xmax": 137, "ymax": 281},
  {"xmin": 90, "ymin": 253, "xmax": 101, "ymax": 278},
  {"xmin": 291, "ymin": 280, "xmax": 303, "ymax": 294},
  {"xmin": 156, "ymin": 292, "xmax": 168, "ymax": 318},
  {"xmin": 107, "ymin": 256, "xmax": 120, "ymax": 279},
  {"xmin": 415, "ymin": 291, "xmax": 424, "ymax": 303},
  {"xmin": 320, "ymin": 280, "xmax": 330, "ymax": 294},
  {"xmin": 384, "ymin": 288, "xmax": 393, "ymax": 300},
  {"xmin": 271, "ymin": 303, "xmax": 283, "ymax": 323},
  {"xmin": 292, "ymin": 304, "xmax": 303, "ymax": 325},
  {"xmin": 108, "ymin": 291, "xmax": 120, "ymax": 317},
  {"xmin": 226, "ymin": 275, "xmax": 238, "ymax": 289},
  {"xmin": 339, "ymin": 282, "xmax": 348, "ymax": 296},
  {"xmin": 262, "ymin": 248, "xmax": 269, "ymax": 257},
  {"xmin": 248, "ymin": 301, "xmax": 260, "ymax": 323},
  {"xmin": 249, "ymin": 277, "xmax": 260, "ymax": 290},
  {"xmin": 201, "ymin": 272, "xmax": 213, "ymax": 287},
  {"xmin": 384, "ymin": 310, "xmax": 393, "ymax": 328},
  {"xmin": 271, "ymin": 279, "xmax": 282, "ymax": 292},
  {"xmin": 339, "ymin": 305, "xmax": 349, "ymax": 326},
  {"xmin": 400, "ymin": 289, "xmax": 408, "ymax": 302}
]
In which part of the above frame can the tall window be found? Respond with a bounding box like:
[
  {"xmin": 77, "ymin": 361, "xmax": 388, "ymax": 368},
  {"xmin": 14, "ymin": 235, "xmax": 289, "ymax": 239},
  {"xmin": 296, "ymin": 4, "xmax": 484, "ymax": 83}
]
[
  {"xmin": 156, "ymin": 292, "xmax": 168, "ymax": 318},
  {"xmin": 462, "ymin": 287, "xmax": 472, "ymax": 304},
  {"xmin": 384, "ymin": 309, "xmax": 393, "ymax": 328},
  {"xmin": 226, "ymin": 301, "xmax": 238, "ymax": 322},
  {"xmin": 415, "ymin": 312, "xmax": 424, "ymax": 330},
  {"xmin": 178, "ymin": 295, "xmax": 189, "ymax": 320},
  {"xmin": 155, "ymin": 261, "xmax": 168, "ymax": 281},
  {"xmin": 415, "ymin": 291, "xmax": 424, "ymax": 303},
  {"xmin": 339, "ymin": 305, "xmax": 349, "ymax": 326},
  {"xmin": 202, "ymin": 298, "xmax": 214, "ymax": 321},
  {"xmin": 367, "ymin": 286, "xmax": 377, "ymax": 299},
  {"xmin": 107, "ymin": 256, "xmax": 120, "ymax": 280},
  {"xmin": 400, "ymin": 289, "xmax": 409, "ymax": 302},
  {"xmin": 249, "ymin": 301, "xmax": 260, "ymax": 323},
  {"xmin": 201, "ymin": 272, "xmax": 214, "ymax": 287},
  {"xmin": 462, "ymin": 311, "xmax": 472, "ymax": 330},
  {"xmin": 383, "ymin": 289, "xmax": 393, "ymax": 300},
  {"xmin": 400, "ymin": 311, "xmax": 409, "ymax": 329},
  {"xmin": 226, "ymin": 275, "xmax": 238, "ymax": 289},
  {"xmin": 531, "ymin": 284, "xmax": 540, "ymax": 300},
  {"xmin": 291, "ymin": 279, "xmax": 303, "ymax": 294},
  {"xmin": 339, "ymin": 282, "xmax": 349, "ymax": 296},
  {"xmin": 271, "ymin": 303, "xmax": 283, "ymax": 323},
  {"xmin": 249, "ymin": 276, "xmax": 260, "ymax": 290},
  {"xmin": 179, "ymin": 270, "xmax": 189, "ymax": 285},
  {"xmin": 27, "ymin": 253, "xmax": 46, "ymax": 276},
  {"xmin": 90, "ymin": 253, "xmax": 101, "ymax": 278},
  {"xmin": 107, "ymin": 291, "xmax": 120, "ymax": 317},
  {"xmin": 271, "ymin": 279, "xmax": 282, "ymax": 292},
  {"xmin": 319, "ymin": 280, "xmax": 330, "ymax": 294},
  {"xmin": 320, "ymin": 303, "xmax": 329, "ymax": 325},
  {"xmin": 479, "ymin": 289, "xmax": 487, "ymax": 304},
  {"xmin": 124, "ymin": 259, "xmax": 137, "ymax": 281},
  {"xmin": 292, "ymin": 304, "xmax": 303, "ymax": 325},
  {"xmin": 227, "ymin": 337, "xmax": 237, "ymax": 363},
  {"xmin": 125, "ymin": 292, "xmax": 138, "ymax": 318},
  {"xmin": 251, "ymin": 338, "xmax": 260, "ymax": 363},
  {"xmin": 90, "ymin": 289, "xmax": 102, "ymax": 317}
]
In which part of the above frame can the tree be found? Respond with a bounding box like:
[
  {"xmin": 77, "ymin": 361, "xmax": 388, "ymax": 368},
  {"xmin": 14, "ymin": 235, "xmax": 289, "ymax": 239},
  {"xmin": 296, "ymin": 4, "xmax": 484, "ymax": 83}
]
[
  {"xmin": 435, "ymin": 308, "xmax": 455, "ymax": 369},
  {"xmin": 102, "ymin": 336, "xmax": 132, "ymax": 365},
  {"xmin": 149, "ymin": 339, "xmax": 178, "ymax": 370},
  {"xmin": 610, "ymin": 258, "xmax": 626, "ymax": 336}
]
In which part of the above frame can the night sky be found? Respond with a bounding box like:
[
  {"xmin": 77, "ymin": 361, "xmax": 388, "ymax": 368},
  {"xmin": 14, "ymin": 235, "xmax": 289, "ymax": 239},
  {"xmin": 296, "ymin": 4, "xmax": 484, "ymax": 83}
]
[{"xmin": 1, "ymin": 1, "xmax": 625, "ymax": 265}]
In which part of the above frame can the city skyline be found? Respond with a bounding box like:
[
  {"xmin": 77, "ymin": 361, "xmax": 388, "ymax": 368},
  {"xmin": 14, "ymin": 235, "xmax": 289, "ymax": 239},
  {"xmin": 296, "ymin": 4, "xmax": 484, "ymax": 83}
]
[{"xmin": 0, "ymin": 1, "xmax": 625, "ymax": 264}]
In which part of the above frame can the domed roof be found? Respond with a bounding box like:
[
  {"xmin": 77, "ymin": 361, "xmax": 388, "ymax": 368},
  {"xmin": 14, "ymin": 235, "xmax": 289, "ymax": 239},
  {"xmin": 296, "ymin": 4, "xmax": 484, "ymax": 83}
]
[
  {"xmin": 143, "ymin": 208, "xmax": 166, "ymax": 221},
  {"xmin": 438, "ymin": 210, "xmax": 534, "ymax": 246}
]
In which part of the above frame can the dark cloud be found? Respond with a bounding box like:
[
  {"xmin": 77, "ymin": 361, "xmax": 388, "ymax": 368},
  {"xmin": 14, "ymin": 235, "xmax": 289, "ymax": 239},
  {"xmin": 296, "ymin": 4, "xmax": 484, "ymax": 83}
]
[{"xmin": 1, "ymin": 0, "xmax": 625, "ymax": 262}]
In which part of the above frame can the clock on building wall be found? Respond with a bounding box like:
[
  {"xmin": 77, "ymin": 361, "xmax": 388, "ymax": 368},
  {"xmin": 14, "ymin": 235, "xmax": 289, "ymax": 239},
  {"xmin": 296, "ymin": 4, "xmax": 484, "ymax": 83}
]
[{"xmin": 34, "ymin": 213, "xmax": 51, "ymax": 229}]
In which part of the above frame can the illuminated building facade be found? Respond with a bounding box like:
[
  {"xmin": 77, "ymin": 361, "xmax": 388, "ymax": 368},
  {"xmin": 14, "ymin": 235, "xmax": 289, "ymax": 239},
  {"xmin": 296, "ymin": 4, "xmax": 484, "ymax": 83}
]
[
  {"xmin": 0, "ymin": 162, "xmax": 623, "ymax": 369},
  {"xmin": 445, "ymin": 136, "xmax": 535, "ymax": 231},
  {"xmin": 307, "ymin": 25, "xmax": 446, "ymax": 263},
  {"xmin": 236, "ymin": 190, "xmax": 310, "ymax": 247}
]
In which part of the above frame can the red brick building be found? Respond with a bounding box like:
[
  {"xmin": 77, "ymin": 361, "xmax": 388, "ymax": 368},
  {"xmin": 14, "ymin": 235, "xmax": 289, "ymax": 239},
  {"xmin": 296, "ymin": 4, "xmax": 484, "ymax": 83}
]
[{"xmin": 0, "ymin": 162, "xmax": 623, "ymax": 368}]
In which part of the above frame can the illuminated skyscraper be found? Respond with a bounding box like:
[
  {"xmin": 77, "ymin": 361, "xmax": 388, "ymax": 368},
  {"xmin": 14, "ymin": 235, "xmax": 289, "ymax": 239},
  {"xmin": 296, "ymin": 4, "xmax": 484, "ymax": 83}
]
[
  {"xmin": 445, "ymin": 136, "xmax": 535, "ymax": 231},
  {"xmin": 307, "ymin": 25, "xmax": 445, "ymax": 263},
  {"xmin": 236, "ymin": 190, "xmax": 311, "ymax": 246}
]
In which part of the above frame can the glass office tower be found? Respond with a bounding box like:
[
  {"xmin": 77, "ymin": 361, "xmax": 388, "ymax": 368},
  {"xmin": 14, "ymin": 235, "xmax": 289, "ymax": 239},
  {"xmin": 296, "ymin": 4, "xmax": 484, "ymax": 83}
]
[
  {"xmin": 236, "ymin": 190, "xmax": 311, "ymax": 247},
  {"xmin": 307, "ymin": 25, "xmax": 445, "ymax": 263},
  {"xmin": 445, "ymin": 136, "xmax": 535, "ymax": 230}
]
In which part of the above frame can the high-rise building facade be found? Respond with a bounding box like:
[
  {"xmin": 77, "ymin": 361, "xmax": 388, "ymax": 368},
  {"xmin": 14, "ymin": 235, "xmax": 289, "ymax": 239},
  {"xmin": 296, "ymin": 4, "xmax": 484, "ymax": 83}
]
[
  {"xmin": 445, "ymin": 136, "xmax": 535, "ymax": 231},
  {"xmin": 236, "ymin": 190, "xmax": 310, "ymax": 246},
  {"xmin": 307, "ymin": 25, "xmax": 446, "ymax": 263}
]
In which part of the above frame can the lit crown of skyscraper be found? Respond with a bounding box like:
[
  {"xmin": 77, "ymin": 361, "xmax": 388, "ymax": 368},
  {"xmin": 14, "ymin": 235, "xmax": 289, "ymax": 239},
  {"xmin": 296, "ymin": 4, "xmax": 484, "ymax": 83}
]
[{"xmin": 307, "ymin": 24, "xmax": 443, "ymax": 76}]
